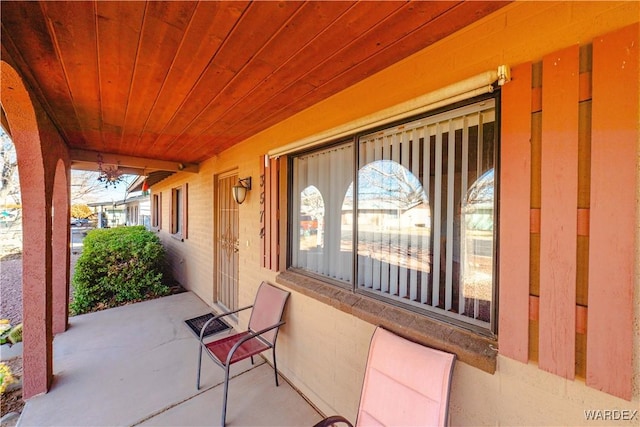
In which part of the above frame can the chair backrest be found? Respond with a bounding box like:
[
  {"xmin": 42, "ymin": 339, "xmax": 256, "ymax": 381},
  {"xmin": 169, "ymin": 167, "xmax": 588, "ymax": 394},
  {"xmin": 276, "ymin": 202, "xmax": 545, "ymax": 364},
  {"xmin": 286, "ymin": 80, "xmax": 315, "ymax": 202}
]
[
  {"xmin": 356, "ymin": 327, "xmax": 456, "ymax": 427},
  {"xmin": 248, "ymin": 282, "xmax": 290, "ymax": 344}
]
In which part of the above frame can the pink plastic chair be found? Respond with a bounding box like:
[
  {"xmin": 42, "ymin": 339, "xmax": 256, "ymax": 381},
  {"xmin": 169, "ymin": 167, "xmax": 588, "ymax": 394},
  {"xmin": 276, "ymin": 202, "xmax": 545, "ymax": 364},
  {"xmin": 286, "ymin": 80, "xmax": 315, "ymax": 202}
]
[
  {"xmin": 315, "ymin": 327, "xmax": 456, "ymax": 427},
  {"xmin": 196, "ymin": 281, "xmax": 290, "ymax": 426}
]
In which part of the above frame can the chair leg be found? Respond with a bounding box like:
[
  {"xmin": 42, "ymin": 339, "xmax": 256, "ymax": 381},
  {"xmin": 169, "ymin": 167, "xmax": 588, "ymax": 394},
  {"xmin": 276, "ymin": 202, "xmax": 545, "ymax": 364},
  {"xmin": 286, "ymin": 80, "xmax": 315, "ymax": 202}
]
[
  {"xmin": 221, "ymin": 364, "xmax": 231, "ymax": 427},
  {"xmin": 272, "ymin": 347, "xmax": 279, "ymax": 387},
  {"xmin": 196, "ymin": 343, "xmax": 203, "ymax": 390}
]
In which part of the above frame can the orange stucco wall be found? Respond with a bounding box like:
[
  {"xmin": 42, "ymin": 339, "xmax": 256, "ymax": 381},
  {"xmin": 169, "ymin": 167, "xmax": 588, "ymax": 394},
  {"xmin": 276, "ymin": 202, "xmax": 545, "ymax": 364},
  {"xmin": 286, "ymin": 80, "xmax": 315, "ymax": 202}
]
[{"xmin": 152, "ymin": 2, "xmax": 639, "ymax": 424}]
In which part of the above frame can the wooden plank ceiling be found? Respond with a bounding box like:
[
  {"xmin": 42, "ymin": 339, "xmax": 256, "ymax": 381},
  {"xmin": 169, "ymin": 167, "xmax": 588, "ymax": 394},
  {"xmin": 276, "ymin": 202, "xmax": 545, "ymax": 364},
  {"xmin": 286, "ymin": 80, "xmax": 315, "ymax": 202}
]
[{"xmin": 1, "ymin": 1, "xmax": 508, "ymax": 167}]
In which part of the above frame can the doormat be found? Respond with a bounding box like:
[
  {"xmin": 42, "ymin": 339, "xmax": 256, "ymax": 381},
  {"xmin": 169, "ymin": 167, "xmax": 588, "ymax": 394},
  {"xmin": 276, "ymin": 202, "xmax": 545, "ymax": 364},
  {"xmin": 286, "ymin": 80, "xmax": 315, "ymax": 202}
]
[{"xmin": 185, "ymin": 313, "xmax": 231, "ymax": 339}]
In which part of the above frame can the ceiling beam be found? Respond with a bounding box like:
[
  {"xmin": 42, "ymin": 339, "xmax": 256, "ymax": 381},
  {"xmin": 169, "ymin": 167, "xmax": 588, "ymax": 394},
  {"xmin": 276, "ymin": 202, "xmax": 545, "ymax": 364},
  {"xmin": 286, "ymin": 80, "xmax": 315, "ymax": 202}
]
[
  {"xmin": 69, "ymin": 149, "xmax": 199, "ymax": 173},
  {"xmin": 70, "ymin": 161, "xmax": 148, "ymax": 176}
]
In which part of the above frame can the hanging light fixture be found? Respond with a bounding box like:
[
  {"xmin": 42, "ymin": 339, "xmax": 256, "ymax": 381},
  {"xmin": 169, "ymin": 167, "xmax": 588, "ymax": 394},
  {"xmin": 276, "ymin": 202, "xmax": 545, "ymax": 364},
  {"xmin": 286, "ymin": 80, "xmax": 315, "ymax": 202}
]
[
  {"xmin": 232, "ymin": 177, "xmax": 252, "ymax": 205},
  {"xmin": 96, "ymin": 154, "xmax": 124, "ymax": 188},
  {"xmin": 141, "ymin": 179, "xmax": 150, "ymax": 195},
  {"xmin": 140, "ymin": 168, "xmax": 150, "ymax": 195}
]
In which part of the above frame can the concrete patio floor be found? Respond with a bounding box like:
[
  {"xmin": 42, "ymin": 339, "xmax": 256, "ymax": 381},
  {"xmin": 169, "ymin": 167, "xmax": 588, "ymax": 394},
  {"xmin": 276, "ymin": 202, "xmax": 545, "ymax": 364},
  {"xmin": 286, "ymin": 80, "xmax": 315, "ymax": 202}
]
[{"xmin": 17, "ymin": 292, "xmax": 323, "ymax": 426}]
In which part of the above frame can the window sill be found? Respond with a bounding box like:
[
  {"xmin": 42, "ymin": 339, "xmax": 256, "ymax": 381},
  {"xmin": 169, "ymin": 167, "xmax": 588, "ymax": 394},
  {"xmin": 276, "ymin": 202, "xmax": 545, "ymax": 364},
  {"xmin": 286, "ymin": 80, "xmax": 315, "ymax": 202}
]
[
  {"xmin": 170, "ymin": 233, "xmax": 184, "ymax": 242},
  {"xmin": 276, "ymin": 270, "xmax": 498, "ymax": 374}
]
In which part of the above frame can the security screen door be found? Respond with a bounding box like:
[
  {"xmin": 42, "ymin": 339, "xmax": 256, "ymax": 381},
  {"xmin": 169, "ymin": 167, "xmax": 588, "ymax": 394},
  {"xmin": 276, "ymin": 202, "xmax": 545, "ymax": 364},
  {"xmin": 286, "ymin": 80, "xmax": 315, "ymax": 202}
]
[{"xmin": 215, "ymin": 173, "xmax": 239, "ymax": 311}]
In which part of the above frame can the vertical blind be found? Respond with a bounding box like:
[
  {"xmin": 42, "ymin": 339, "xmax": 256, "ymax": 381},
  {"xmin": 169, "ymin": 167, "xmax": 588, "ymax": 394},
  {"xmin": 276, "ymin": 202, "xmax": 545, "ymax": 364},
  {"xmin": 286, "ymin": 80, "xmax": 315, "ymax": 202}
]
[
  {"xmin": 357, "ymin": 99, "xmax": 496, "ymax": 327},
  {"xmin": 291, "ymin": 98, "xmax": 497, "ymax": 331},
  {"xmin": 291, "ymin": 143, "xmax": 354, "ymax": 282}
]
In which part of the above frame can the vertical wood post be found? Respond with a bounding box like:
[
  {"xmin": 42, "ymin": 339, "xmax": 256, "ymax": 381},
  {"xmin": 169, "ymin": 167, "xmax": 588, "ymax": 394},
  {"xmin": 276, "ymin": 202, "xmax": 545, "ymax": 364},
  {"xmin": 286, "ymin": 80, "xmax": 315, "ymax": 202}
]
[
  {"xmin": 498, "ymin": 63, "xmax": 532, "ymax": 363},
  {"xmin": 539, "ymin": 46, "xmax": 579, "ymax": 379},
  {"xmin": 587, "ymin": 23, "xmax": 638, "ymax": 400}
]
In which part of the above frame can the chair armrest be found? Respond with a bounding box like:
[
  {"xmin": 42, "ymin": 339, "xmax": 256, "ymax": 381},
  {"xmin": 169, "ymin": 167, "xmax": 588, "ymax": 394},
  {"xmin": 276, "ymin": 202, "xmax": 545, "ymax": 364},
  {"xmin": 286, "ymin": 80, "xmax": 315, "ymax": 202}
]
[
  {"xmin": 199, "ymin": 305, "xmax": 254, "ymax": 341},
  {"xmin": 313, "ymin": 415, "xmax": 354, "ymax": 427},
  {"xmin": 225, "ymin": 320, "xmax": 286, "ymax": 366}
]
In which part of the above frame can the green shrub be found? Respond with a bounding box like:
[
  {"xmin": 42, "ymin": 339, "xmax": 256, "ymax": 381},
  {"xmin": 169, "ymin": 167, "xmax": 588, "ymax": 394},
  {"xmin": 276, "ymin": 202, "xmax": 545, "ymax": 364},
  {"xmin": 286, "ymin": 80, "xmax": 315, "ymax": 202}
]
[
  {"xmin": 7, "ymin": 323, "xmax": 22, "ymax": 344},
  {"xmin": 71, "ymin": 226, "xmax": 169, "ymax": 315}
]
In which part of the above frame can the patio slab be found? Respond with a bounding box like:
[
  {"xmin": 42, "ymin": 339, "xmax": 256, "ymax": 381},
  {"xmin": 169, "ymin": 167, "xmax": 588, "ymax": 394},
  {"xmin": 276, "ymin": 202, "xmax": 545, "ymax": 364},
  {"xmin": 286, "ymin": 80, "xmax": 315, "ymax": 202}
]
[
  {"xmin": 140, "ymin": 363, "xmax": 320, "ymax": 427},
  {"xmin": 17, "ymin": 292, "xmax": 323, "ymax": 426}
]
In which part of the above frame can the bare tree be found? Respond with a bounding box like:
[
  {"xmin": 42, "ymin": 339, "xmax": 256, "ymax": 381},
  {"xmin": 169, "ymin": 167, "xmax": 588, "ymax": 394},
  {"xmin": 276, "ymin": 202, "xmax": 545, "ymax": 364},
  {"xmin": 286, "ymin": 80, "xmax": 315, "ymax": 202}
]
[
  {"xmin": 71, "ymin": 170, "xmax": 108, "ymax": 203},
  {"xmin": 0, "ymin": 127, "xmax": 19, "ymax": 205},
  {"xmin": 0, "ymin": 129, "xmax": 22, "ymax": 256},
  {"xmin": 358, "ymin": 160, "xmax": 424, "ymax": 208},
  {"xmin": 71, "ymin": 169, "xmax": 137, "ymax": 204}
]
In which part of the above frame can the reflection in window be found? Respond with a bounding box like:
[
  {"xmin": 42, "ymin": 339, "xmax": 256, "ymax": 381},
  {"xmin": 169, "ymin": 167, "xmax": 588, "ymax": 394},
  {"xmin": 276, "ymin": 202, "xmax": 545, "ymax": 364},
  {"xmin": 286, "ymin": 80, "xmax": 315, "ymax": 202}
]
[
  {"xmin": 299, "ymin": 186, "xmax": 324, "ymax": 251},
  {"xmin": 353, "ymin": 100, "xmax": 496, "ymax": 331},
  {"xmin": 461, "ymin": 169, "xmax": 494, "ymax": 323},
  {"xmin": 291, "ymin": 143, "xmax": 354, "ymax": 282},
  {"xmin": 289, "ymin": 97, "xmax": 497, "ymax": 333},
  {"xmin": 350, "ymin": 160, "xmax": 432, "ymax": 302}
]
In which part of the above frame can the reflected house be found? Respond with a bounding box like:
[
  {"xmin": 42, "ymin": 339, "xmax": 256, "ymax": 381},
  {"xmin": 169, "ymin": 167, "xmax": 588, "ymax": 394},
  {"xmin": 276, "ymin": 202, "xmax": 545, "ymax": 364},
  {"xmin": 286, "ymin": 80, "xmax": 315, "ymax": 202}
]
[
  {"xmin": 401, "ymin": 202, "xmax": 431, "ymax": 231},
  {"xmin": 351, "ymin": 201, "xmax": 432, "ymax": 273},
  {"xmin": 350, "ymin": 202, "xmax": 431, "ymax": 231},
  {"xmin": 341, "ymin": 160, "xmax": 432, "ymax": 273}
]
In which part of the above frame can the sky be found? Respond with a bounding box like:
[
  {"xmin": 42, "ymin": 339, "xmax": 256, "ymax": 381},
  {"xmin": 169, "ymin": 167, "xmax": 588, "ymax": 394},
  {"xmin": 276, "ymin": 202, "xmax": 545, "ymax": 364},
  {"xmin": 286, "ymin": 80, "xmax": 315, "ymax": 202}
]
[
  {"xmin": 1, "ymin": 125, "xmax": 140, "ymax": 206},
  {"xmin": 71, "ymin": 170, "xmax": 139, "ymax": 204}
]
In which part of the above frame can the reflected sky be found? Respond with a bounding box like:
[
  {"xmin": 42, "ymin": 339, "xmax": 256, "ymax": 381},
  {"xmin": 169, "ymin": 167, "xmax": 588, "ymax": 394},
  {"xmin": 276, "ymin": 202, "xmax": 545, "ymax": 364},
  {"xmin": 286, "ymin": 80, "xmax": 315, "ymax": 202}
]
[{"xmin": 344, "ymin": 160, "xmax": 426, "ymax": 211}]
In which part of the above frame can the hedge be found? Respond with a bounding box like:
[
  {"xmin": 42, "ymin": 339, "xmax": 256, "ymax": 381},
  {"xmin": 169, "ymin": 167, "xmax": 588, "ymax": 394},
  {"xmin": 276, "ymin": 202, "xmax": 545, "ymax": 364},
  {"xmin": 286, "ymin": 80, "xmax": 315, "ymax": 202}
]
[{"xmin": 71, "ymin": 226, "xmax": 169, "ymax": 315}]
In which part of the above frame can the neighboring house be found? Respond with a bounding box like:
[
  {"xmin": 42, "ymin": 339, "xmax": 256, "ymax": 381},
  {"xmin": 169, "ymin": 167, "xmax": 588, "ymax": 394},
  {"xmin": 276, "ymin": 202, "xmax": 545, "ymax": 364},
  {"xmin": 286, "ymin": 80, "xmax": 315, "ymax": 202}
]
[
  {"xmin": 88, "ymin": 194, "xmax": 150, "ymax": 228},
  {"xmin": 117, "ymin": 193, "xmax": 151, "ymax": 229},
  {"xmin": 87, "ymin": 201, "xmax": 126, "ymax": 228},
  {"xmin": 1, "ymin": 2, "xmax": 638, "ymax": 425}
]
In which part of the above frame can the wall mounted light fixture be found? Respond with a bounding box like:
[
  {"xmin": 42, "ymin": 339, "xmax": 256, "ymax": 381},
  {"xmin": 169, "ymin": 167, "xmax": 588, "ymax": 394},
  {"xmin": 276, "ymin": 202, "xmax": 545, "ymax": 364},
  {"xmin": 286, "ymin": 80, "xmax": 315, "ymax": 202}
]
[{"xmin": 232, "ymin": 177, "xmax": 252, "ymax": 205}]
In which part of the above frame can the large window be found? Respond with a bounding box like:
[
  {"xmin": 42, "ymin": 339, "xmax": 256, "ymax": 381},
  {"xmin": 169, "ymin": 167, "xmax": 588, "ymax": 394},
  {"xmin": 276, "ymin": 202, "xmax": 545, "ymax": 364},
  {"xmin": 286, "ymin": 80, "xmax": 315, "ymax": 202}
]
[{"xmin": 290, "ymin": 97, "xmax": 498, "ymax": 333}]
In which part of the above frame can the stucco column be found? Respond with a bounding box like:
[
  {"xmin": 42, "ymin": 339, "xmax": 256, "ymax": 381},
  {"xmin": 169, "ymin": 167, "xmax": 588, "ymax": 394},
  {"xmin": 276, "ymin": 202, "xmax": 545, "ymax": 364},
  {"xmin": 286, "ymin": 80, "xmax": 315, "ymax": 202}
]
[
  {"xmin": 2, "ymin": 61, "xmax": 55, "ymax": 398},
  {"xmin": 21, "ymin": 191, "xmax": 54, "ymax": 398},
  {"xmin": 52, "ymin": 160, "xmax": 70, "ymax": 334}
]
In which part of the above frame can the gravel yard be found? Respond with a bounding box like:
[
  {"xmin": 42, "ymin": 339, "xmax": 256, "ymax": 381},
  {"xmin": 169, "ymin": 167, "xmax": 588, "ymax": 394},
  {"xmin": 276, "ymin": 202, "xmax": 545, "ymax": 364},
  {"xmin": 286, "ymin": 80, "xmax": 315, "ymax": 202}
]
[
  {"xmin": 0, "ymin": 256, "xmax": 24, "ymax": 326},
  {"xmin": 1, "ymin": 255, "xmax": 27, "ymax": 423},
  {"xmin": 0, "ymin": 253, "xmax": 80, "ymax": 325}
]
